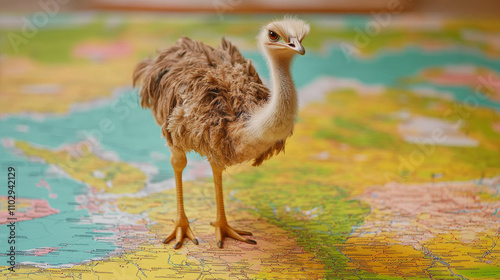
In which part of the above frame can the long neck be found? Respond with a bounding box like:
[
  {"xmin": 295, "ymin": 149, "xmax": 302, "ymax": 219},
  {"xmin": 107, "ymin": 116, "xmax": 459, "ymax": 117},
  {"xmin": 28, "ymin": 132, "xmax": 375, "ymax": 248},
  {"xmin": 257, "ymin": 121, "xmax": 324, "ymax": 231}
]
[{"xmin": 246, "ymin": 52, "xmax": 298, "ymax": 142}]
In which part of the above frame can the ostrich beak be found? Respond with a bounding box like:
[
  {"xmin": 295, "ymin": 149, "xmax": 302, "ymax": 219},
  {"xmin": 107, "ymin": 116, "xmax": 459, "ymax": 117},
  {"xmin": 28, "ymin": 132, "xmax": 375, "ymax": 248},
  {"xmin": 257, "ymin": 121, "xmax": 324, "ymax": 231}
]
[{"xmin": 287, "ymin": 37, "xmax": 305, "ymax": 55}]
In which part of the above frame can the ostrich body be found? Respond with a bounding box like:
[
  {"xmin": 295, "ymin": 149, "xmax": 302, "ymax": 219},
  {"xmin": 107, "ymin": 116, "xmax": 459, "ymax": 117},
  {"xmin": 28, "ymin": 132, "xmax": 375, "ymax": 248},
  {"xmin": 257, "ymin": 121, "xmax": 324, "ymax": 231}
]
[{"xmin": 133, "ymin": 17, "xmax": 309, "ymax": 249}]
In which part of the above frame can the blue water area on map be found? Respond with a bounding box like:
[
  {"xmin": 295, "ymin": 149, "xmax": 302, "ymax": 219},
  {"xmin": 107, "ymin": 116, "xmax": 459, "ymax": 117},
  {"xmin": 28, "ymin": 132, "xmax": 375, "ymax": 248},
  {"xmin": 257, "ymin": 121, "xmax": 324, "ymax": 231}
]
[
  {"xmin": 0, "ymin": 90, "xmax": 198, "ymax": 265},
  {"xmin": 0, "ymin": 143, "xmax": 119, "ymax": 265},
  {"xmin": 1, "ymin": 44, "xmax": 499, "ymax": 266}
]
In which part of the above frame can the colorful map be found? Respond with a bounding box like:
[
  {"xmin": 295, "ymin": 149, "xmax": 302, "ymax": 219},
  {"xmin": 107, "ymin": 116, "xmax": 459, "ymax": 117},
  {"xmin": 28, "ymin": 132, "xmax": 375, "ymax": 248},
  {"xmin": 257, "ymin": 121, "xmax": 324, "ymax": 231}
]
[{"xmin": 1, "ymin": 13, "xmax": 500, "ymax": 279}]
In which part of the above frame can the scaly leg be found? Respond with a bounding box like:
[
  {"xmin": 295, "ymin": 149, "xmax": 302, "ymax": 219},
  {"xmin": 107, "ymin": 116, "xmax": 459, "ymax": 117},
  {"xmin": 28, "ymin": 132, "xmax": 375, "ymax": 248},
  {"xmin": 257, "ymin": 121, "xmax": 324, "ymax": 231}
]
[
  {"xmin": 210, "ymin": 162, "xmax": 256, "ymax": 248},
  {"xmin": 163, "ymin": 148, "xmax": 198, "ymax": 249}
]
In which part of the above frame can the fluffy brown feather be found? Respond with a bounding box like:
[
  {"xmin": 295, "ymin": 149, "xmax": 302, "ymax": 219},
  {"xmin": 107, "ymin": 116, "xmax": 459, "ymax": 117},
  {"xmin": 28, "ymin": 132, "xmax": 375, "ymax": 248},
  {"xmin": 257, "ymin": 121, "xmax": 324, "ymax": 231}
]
[{"xmin": 133, "ymin": 37, "xmax": 286, "ymax": 168}]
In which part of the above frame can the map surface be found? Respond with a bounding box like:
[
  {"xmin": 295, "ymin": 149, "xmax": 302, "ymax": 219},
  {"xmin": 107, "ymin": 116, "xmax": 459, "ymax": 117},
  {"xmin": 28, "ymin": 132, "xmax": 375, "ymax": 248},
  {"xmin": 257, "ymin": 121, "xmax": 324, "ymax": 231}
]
[{"xmin": 1, "ymin": 13, "xmax": 500, "ymax": 279}]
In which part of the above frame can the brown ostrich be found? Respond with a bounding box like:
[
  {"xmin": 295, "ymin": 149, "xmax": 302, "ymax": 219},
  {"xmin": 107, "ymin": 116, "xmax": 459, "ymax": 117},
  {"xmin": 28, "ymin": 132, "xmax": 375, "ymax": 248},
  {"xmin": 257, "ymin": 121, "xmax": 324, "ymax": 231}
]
[{"xmin": 133, "ymin": 17, "xmax": 309, "ymax": 249}]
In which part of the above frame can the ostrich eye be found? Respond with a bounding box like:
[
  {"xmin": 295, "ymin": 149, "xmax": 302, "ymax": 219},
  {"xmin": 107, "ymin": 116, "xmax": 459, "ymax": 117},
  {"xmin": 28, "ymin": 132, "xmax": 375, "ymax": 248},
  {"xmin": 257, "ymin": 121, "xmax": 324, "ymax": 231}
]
[{"xmin": 268, "ymin": 30, "xmax": 280, "ymax": 42}]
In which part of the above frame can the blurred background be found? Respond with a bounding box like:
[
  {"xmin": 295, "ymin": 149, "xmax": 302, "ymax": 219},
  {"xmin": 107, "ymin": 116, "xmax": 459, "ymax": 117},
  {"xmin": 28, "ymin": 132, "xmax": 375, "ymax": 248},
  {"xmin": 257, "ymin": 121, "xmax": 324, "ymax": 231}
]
[{"xmin": 0, "ymin": 0, "xmax": 499, "ymax": 16}]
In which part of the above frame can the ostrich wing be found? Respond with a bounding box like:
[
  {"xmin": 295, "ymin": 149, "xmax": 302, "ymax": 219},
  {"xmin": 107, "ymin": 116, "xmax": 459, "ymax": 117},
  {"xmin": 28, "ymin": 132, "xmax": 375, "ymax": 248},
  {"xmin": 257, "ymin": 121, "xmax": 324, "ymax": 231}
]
[{"xmin": 133, "ymin": 37, "xmax": 281, "ymax": 167}]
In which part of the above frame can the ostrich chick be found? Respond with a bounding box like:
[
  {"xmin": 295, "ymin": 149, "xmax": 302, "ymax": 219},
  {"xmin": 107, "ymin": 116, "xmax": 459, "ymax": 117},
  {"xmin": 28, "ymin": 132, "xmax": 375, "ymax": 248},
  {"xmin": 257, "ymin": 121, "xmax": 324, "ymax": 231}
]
[{"xmin": 133, "ymin": 17, "xmax": 309, "ymax": 249}]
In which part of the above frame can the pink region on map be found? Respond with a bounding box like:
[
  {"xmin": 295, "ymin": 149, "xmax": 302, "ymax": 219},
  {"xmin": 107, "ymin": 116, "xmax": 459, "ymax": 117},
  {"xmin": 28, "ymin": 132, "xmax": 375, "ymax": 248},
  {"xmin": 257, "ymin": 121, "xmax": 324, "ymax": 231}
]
[
  {"xmin": 493, "ymin": 122, "xmax": 500, "ymax": 134},
  {"xmin": 72, "ymin": 41, "xmax": 132, "ymax": 60},
  {"xmin": 27, "ymin": 247, "xmax": 61, "ymax": 256},
  {"xmin": 364, "ymin": 182, "xmax": 500, "ymax": 231},
  {"xmin": 0, "ymin": 197, "xmax": 60, "ymax": 225},
  {"xmin": 1, "ymin": 138, "xmax": 14, "ymax": 148},
  {"xmin": 355, "ymin": 180, "xmax": 500, "ymax": 248},
  {"xmin": 37, "ymin": 179, "xmax": 57, "ymax": 199},
  {"xmin": 427, "ymin": 72, "xmax": 481, "ymax": 84},
  {"xmin": 75, "ymin": 194, "xmax": 101, "ymax": 214},
  {"xmin": 422, "ymin": 69, "xmax": 500, "ymax": 101},
  {"xmin": 185, "ymin": 161, "xmax": 212, "ymax": 179}
]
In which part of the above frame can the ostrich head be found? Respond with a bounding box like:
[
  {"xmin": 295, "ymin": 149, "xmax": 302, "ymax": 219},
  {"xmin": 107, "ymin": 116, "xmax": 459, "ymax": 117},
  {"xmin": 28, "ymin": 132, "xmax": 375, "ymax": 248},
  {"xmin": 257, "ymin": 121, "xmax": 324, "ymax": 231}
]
[{"xmin": 258, "ymin": 17, "xmax": 310, "ymax": 59}]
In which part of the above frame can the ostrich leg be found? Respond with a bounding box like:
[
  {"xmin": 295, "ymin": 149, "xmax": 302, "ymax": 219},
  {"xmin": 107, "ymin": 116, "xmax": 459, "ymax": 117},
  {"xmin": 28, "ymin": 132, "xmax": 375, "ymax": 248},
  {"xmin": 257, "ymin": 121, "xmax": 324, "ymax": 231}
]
[
  {"xmin": 163, "ymin": 148, "xmax": 198, "ymax": 249},
  {"xmin": 209, "ymin": 162, "xmax": 256, "ymax": 248}
]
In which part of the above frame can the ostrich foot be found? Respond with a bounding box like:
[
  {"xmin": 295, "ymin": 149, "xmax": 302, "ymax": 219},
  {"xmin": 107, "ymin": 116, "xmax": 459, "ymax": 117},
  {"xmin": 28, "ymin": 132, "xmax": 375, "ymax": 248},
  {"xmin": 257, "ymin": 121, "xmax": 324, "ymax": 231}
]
[
  {"xmin": 163, "ymin": 217, "xmax": 198, "ymax": 249},
  {"xmin": 210, "ymin": 220, "xmax": 256, "ymax": 248}
]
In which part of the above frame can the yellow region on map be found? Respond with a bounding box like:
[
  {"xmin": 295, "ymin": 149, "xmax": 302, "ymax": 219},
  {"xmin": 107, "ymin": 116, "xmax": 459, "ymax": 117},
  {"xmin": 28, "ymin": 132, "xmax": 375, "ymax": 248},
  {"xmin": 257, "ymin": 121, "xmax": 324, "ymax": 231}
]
[{"xmin": 14, "ymin": 141, "xmax": 146, "ymax": 194}]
